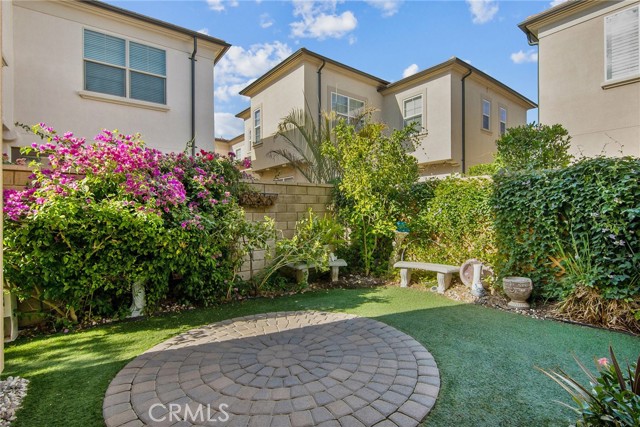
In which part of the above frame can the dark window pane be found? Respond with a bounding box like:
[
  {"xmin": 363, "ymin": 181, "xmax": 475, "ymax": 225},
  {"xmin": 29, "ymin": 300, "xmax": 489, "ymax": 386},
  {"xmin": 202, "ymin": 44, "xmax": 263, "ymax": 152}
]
[
  {"xmin": 130, "ymin": 71, "xmax": 166, "ymax": 104},
  {"xmin": 85, "ymin": 61, "xmax": 125, "ymax": 97}
]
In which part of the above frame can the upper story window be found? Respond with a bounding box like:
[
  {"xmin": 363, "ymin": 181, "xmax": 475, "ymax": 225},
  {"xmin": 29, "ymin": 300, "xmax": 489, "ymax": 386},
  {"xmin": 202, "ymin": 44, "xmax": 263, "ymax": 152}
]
[
  {"xmin": 499, "ymin": 107, "xmax": 507, "ymax": 136},
  {"xmin": 403, "ymin": 95, "xmax": 423, "ymax": 129},
  {"xmin": 253, "ymin": 109, "xmax": 261, "ymax": 144},
  {"xmin": 331, "ymin": 93, "xmax": 365, "ymax": 121},
  {"xmin": 235, "ymin": 148, "xmax": 242, "ymax": 159},
  {"xmin": 482, "ymin": 99, "xmax": 491, "ymax": 131},
  {"xmin": 605, "ymin": 6, "xmax": 639, "ymax": 81},
  {"xmin": 84, "ymin": 29, "xmax": 166, "ymax": 104}
]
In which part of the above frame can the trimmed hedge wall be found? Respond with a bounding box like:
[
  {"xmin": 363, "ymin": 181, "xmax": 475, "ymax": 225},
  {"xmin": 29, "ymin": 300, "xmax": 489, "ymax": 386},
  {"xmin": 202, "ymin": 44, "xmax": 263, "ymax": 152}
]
[{"xmin": 492, "ymin": 157, "xmax": 640, "ymax": 300}]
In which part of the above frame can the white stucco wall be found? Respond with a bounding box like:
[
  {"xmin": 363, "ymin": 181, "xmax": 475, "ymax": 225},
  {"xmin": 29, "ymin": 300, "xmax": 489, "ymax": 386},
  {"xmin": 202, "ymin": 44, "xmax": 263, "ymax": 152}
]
[{"xmin": 4, "ymin": 1, "xmax": 223, "ymax": 155}]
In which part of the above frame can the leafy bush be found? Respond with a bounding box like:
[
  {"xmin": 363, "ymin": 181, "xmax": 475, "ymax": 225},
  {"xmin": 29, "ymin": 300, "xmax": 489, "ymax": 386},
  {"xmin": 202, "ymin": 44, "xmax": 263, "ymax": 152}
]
[
  {"xmin": 467, "ymin": 162, "xmax": 500, "ymax": 176},
  {"xmin": 254, "ymin": 211, "xmax": 344, "ymax": 290},
  {"xmin": 539, "ymin": 347, "xmax": 640, "ymax": 426},
  {"xmin": 406, "ymin": 177, "xmax": 496, "ymax": 280},
  {"xmin": 496, "ymin": 123, "xmax": 573, "ymax": 171},
  {"xmin": 492, "ymin": 157, "xmax": 640, "ymax": 302},
  {"xmin": 326, "ymin": 117, "xmax": 420, "ymax": 275},
  {"xmin": 3, "ymin": 124, "xmax": 254, "ymax": 322}
]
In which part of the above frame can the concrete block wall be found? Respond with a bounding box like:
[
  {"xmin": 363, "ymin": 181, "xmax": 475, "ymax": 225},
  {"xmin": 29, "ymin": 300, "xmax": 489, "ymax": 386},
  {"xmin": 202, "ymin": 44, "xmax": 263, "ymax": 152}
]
[
  {"xmin": 3, "ymin": 164, "xmax": 34, "ymax": 190},
  {"xmin": 239, "ymin": 181, "xmax": 334, "ymax": 280}
]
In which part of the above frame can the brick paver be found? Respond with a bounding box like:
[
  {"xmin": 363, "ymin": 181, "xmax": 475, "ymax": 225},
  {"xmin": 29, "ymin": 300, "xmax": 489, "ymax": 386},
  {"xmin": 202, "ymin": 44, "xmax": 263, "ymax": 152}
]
[{"xmin": 103, "ymin": 311, "xmax": 439, "ymax": 426}]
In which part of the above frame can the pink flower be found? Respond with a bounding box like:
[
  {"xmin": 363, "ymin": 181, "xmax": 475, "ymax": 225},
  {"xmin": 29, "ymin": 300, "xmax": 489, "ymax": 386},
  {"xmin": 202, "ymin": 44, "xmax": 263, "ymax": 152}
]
[{"xmin": 597, "ymin": 358, "xmax": 609, "ymax": 367}]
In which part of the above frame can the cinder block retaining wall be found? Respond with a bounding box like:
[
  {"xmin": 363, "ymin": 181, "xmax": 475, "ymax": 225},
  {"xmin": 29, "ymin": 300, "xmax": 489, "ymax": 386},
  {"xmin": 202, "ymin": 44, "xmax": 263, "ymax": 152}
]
[
  {"xmin": 2, "ymin": 168, "xmax": 334, "ymax": 323},
  {"xmin": 239, "ymin": 181, "xmax": 333, "ymax": 280}
]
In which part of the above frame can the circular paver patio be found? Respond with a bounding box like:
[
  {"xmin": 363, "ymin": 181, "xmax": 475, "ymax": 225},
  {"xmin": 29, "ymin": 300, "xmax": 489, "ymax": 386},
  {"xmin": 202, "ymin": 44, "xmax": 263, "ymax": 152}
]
[{"xmin": 103, "ymin": 311, "xmax": 440, "ymax": 427}]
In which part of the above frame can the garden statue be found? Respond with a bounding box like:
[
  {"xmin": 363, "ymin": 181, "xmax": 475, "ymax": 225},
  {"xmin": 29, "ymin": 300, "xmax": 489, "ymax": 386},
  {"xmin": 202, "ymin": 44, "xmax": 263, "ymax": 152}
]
[{"xmin": 130, "ymin": 281, "xmax": 146, "ymax": 318}]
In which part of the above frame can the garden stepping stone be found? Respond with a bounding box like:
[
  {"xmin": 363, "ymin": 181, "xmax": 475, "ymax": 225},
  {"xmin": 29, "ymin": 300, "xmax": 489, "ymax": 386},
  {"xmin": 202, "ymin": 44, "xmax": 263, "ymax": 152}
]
[{"xmin": 103, "ymin": 311, "xmax": 440, "ymax": 426}]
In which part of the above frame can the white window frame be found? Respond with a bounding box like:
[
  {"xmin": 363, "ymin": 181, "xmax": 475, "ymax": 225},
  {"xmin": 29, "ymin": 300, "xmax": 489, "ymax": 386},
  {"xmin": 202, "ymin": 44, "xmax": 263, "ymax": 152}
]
[
  {"xmin": 253, "ymin": 109, "xmax": 261, "ymax": 145},
  {"xmin": 273, "ymin": 176, "xmax": 294, "ymax": 183},
  {"xmin": 403, "ymin": 94, "xmax": 423, "ymax": 130},
  {"xmin": 499, "ymin": 106, "xmax": 507, "ymax": 136},
  {"xmin": 235, "ymin": 148, "xmax": 242, "ymax": 159},
  {"xmin": 482, "ymin": 98, "xmax": 491, "ymax": 131},
  {"xmin": 331, "ymin": 92, "xmax": 365, "ymax": 121},
  {"xmin": 604, "ymin": 5, "xmax": 640, "ymax": 83},
  {"xmin": 83, "ymin": 28, "xmax": 167, "ymax": 105}
]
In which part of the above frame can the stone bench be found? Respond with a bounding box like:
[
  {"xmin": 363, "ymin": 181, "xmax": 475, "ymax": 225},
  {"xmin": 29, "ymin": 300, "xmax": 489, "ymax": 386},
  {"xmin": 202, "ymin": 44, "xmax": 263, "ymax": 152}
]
[
  {"xmin": 393, "ymin": 261, "xmax": 459, "ymax": 293},
  {"xmin": 290, "ymin": 255, "xmax": 348, "ymax": 284}
]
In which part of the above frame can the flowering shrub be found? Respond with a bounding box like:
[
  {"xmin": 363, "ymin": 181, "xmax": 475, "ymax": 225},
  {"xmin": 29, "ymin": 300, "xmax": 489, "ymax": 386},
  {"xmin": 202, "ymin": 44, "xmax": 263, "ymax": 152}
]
[
  {"xmin": 539, "ymin": 347, "xmax": 640, "ymax": 426},
  {"xmin": 3, "ymin": 124, "xmax": 253, "ymax": 322}
]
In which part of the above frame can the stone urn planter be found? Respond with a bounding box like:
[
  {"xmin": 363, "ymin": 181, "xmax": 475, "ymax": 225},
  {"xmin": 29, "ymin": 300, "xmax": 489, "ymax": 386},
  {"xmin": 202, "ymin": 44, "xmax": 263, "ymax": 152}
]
[{"xmin": 502, "ymin": 276, "xmax": 533, "ymax": 308}]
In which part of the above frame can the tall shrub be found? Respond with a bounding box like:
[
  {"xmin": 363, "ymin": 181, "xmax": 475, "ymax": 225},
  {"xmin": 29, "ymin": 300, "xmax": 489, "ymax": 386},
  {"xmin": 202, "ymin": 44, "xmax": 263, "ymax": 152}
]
[
  {"xmin": 326, "ymin": 118, "xmax": 420, "ymax": 275},
  {"xmin": 407, "ymin": 177, "xmax": 496, "ymax": 271},
  {"xmin": 492, "ymin": 156, "xmax": 640, "ymax": 301},
  {"xmin": 495, "ymin": 123, "xmax": 573, "ymax": 171},
  {"xmin": 3, "ymin": 125, "xmax": 253, "ymax": 322}
]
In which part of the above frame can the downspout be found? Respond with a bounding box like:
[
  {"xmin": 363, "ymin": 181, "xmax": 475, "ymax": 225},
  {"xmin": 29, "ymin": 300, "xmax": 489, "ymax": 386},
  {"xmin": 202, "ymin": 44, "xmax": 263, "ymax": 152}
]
[
  {"xmin": 317, "ymin": 60, "xmax": 326, "ymax": 144},
  {"xmin": 461, "ymin": 68, "xmax": 472, "ymax": 174},
  {"xmin": 190, "ymin": 36, "xmax": 198, "ymax": 156}
]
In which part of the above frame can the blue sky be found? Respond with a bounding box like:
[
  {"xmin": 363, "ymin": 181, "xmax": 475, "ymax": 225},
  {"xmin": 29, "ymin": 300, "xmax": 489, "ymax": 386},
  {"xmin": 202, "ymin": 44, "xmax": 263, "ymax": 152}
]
[{"xmin": 108, "ymin": 0, "xmax": 563, "ymax": 139}]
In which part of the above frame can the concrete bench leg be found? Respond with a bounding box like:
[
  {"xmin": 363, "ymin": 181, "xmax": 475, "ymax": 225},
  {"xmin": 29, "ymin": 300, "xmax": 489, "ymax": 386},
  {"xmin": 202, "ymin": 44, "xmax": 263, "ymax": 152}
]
[
  {"xmin": 400, "ymin": 268, "xmax": 411, "ymax": 287},
  {"xmin": 331, "ymin": 266, "xmax": 340, "ymax": 282},
  {"xmin": 437, "ymin": 272, "xmax": 452, "ymax": 293},
  {"xmin": 296, "ymin": 268, "xmax": 309, "ymax": 284}
]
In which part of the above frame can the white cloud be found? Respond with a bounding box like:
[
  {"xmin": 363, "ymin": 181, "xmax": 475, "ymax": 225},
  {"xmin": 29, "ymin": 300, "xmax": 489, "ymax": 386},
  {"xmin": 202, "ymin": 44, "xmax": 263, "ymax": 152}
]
[
  {"xmin": 290, "ymin": 0, "xmax": 358, "ymax": 40},
  {"xmin": 466, "ymin": 0, "xmax": 499, "ymax": 24},
  {"xmin": 348, "ymin": 35, "xmax": 357, "ymax": 45},
  {"xmin": 463, "ymin": 59, "xmax": 472, "ymax": 64},
  {"xmin": 197, "ymin": 28, "xmax": 209, "ymax": 35},
  {"xmin": 510, "ymin": 49, "xmax": 538, "ymax": 64},
  {"xmin": 402, "ymin": 63, "xmax": 419, "ymax": 78},
  {"xmin": 549, "ymin": 0, "xmax": 568, "ymax": 6},
  {"xmin": 206, "ymin": 0, "xmax": 239, "ymax": 12},
  {"xmin": 215, "ymin": 112, "xmax": 244, "ymax": 139},
  {"xmin": 260, "ymin": 13, "xmax": 274, "ymax": 28},
  {"xmin": 365, "ymin": 0, "xmax": 403, "ymax": 17},
  {"xmin": 215, "ymin": 41, "xmax": 293, "ymax": 102}
]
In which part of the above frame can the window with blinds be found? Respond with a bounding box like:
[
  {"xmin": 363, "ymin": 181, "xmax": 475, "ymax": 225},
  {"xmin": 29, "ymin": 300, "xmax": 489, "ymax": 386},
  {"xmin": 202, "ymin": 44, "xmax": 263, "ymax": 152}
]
[
  {"xmin": 83, "ymin": 29, "xmax": 166, "ymax": 104},
  {"xmin": 605, "ymin": 6, "xmax": 639, "ymax": 81}
]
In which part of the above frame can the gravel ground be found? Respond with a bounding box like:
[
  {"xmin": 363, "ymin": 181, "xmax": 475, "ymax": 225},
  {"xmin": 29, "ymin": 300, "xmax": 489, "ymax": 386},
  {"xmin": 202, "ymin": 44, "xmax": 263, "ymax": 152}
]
[{"xmin": 0, "ymin": 377, "xmax": 29, "ymax": 427}]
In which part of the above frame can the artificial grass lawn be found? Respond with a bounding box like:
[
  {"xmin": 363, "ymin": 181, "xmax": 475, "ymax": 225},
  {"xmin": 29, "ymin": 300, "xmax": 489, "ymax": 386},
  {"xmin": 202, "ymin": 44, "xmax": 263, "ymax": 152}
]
[{"xmin": 5, "ymin": 286, "xmax": 639, "ymax": 427}]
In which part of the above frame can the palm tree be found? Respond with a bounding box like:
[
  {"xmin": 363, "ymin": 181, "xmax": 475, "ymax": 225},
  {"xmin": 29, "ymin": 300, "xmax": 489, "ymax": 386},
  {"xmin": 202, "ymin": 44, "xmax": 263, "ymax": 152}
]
[{"xmin": 269, "ymin": 102, "xmax": 340, "ymax": 184}]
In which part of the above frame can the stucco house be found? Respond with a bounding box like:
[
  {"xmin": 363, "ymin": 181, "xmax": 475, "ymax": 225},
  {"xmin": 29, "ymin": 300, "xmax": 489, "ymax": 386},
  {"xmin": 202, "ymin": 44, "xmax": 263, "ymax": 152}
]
[
  {"xmin": 520, "ymin": 0, "xmax": 639, "ymax": 157},
  {"xmin": 233, "ymin": 48, "xmax": 536, "ymax": 182},
  {"xmin": 1, "ymin": 0, "xmax": 230, "ymax": 157}
]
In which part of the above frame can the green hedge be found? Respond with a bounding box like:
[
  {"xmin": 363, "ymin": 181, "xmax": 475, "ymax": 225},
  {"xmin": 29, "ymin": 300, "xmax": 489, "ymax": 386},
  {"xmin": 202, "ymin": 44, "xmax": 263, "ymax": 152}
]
[
  {"xmin": 406, "ymin": 177, "xmax": 496, "ymax": 274},
  {"xmin": 492, "ymin": 157, "xmax": 640, "ymax": 300}
]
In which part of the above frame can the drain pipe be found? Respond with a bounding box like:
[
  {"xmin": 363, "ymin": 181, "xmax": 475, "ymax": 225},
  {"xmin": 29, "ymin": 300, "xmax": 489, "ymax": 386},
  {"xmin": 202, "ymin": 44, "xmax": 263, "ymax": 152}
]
[
  {"xmin": 317, "ymin": 60, "xmax": 326, "ymax": 143},
  {"xmin": 190, "ymin": 36, "xmax": 198, "ymax": 156},
  {"xmin": 461, "ymin": 68, "xmax": 472, "ymax": 174}
]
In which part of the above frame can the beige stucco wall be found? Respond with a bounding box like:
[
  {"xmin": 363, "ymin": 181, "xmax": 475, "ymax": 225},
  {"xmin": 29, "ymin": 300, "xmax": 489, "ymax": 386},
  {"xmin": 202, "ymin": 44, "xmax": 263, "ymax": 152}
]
[
  {"xmin": 3, "ymin": 1, "xmax": 222, "ymax": 155},
  {"xmin": 382, "ymin": 72, "xmax": 454, "ymax": 166},
  {"xmin": 460, "ymin": 73, "xmax": 529, "ymax": 170},
  {"xmin": 0, "ymin": 0, "xmax": 4, "ymax": 373},
  {"xmin": 537, "ymin": 0, "xmax": 640, "ymax": 157}
]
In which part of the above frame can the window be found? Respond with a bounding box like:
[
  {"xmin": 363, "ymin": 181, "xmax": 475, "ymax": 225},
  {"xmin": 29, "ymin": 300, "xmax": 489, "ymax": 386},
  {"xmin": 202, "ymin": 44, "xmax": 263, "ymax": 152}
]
[
  {"xmin": 273, "ymin": 176, "xmax": 294, "ymax": 183},
  {"xmin": 482, "ymin": 99, "xmax": 491, "ymax": 131},
  {"xmin": 235, "ymin": 148, "xmax": 242, "ymax": 159},
  {"xmin": 605, "ymin": 6, "xmax": 639, "ymax": 81},
  {"xmin": 331, "ymin": 93, "xmax": 365, "ymax": 121},
  {"xmin": 253, "ymin": 109, "xmax": 261, "ymax": 144},
  {"xmin": 499, "ymin": 107, "xmax": 507, "ymax": 135},
  {"xmin": 403, "ymin": 95, "xmax": 423, "ymax": 129},
  {"xmin": 83, "ymin": 29, "xmax": 166, "ymax": 104}
]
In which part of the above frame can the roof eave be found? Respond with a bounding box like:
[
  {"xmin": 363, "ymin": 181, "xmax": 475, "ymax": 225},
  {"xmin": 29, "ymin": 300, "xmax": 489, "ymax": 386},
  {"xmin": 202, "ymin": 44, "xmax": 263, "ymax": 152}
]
[{"xmin": 78, "ymin": 0, "xmax": 231, "ymax": 61}]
